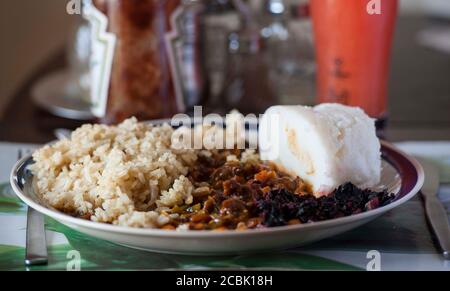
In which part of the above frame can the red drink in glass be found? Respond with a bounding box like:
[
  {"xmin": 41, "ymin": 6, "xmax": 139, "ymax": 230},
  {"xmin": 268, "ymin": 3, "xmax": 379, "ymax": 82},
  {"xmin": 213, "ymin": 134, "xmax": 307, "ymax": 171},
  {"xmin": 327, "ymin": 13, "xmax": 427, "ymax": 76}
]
[{"xmin": 310, "ymin": 0, "xmax": 398, "ymax": 120}]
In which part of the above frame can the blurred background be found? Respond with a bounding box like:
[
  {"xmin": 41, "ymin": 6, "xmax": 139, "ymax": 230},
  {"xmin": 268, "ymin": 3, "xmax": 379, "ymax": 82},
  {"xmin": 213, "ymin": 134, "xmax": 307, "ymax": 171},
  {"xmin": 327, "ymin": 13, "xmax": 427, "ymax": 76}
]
[
  {"xmin": 0, "ymin": 0, "xmax": 77, "ymax": 118},
  {"xmin": 0, "ymin": 0, "xmax": 449, "ymax": 142}
]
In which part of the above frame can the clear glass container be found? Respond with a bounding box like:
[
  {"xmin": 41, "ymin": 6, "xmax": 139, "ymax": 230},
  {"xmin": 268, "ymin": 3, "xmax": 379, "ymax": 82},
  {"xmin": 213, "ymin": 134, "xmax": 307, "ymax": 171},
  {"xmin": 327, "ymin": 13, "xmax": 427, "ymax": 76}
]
[
  {"xmin": 221, "ymin": 23, "xmax": 277, "ymax": 115},
  {"xmin": 86, "ymin": 0, "xmax": 181, "ymax": 123},
  {"xmin": 259, "ymin": 0, "xmax": 316, "ymax": 106}
]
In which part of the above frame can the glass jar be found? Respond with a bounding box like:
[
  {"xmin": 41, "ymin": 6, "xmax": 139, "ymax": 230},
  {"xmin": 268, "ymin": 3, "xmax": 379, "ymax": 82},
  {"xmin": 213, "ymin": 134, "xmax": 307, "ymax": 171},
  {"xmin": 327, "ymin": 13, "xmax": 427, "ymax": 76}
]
[
  {"xmin": 260, "ymin": 0, "xmax": 316, "ymax": 107},
  {"xmin": 202, "ymin": 0, "xmax": 241, "ymax": 109},
  {"xmin": 217, "ymin": 0, "xmax": 278, "ymax": 115},
  {"xmin": 84, "ymin": 0, "xmax": 208, "ymax": 123},
  {"xmin": 220, "ymin": 26, "xmax": 277, "ymax": 115}
]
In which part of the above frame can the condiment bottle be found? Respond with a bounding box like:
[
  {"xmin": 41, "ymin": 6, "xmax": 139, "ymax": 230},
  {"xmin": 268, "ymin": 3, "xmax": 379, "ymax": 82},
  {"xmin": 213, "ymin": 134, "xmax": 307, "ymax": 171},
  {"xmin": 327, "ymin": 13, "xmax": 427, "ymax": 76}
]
[{"xmin": 84, "ymin": 0, "xmax": 208, "ymax": 124}]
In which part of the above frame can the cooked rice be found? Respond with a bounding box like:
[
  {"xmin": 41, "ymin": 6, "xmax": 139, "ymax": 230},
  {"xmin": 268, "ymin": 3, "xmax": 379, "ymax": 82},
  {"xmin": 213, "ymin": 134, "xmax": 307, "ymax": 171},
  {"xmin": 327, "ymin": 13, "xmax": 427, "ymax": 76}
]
[
  {"xmin": 31, "ymin": 115, "xmax": 257, "ymax": 228},
  {"xmin": 31, "ymin": 118, "xmax": 197, "ymax": 228}
]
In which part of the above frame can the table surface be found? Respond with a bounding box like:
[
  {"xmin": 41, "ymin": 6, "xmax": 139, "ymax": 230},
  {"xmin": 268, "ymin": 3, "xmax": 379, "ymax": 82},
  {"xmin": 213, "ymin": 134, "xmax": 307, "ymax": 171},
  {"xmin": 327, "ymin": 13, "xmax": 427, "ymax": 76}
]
[
  {"xmin": 1, "ymin": 15, "xmax": 449, "ymax": 143},
  {"xmin": 1, "ymin": 141, "xmax": 449, "ymax": 271}
]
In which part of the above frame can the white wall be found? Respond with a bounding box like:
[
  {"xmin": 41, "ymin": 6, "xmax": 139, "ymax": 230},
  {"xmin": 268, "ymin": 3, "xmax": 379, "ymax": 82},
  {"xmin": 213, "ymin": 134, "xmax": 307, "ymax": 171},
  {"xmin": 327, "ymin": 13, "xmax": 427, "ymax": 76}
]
[{"xmin": 0, "ymin": 0, "xmax": 76, "ymax": 118}]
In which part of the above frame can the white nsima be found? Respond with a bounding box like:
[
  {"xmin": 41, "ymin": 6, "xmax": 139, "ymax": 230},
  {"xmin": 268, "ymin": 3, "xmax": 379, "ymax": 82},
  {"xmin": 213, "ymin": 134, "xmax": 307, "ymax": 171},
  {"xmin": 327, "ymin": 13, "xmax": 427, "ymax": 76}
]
[{"xmin": 259, "ymin": 103, "xmax": 381, "ymax": 197}]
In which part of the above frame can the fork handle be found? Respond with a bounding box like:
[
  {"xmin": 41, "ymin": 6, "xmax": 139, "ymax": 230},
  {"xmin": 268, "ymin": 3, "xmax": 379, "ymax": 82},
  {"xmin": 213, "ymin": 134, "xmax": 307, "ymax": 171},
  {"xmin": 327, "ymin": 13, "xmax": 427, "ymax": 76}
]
[
  {"xmin": 424, "ymin": 195, "xmax": 450, "ymax": 260},
  {"xmin": 25, "ymin": 207, "xmax": 48, "ymax": 266}
]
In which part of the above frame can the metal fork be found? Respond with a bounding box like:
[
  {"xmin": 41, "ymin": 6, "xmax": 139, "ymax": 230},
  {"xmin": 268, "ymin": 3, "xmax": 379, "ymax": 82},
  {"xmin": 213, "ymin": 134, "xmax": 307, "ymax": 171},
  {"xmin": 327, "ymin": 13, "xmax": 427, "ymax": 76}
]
[{"xmin": 18, "ymin": 149, "xmax": 48, "ymax": 266}]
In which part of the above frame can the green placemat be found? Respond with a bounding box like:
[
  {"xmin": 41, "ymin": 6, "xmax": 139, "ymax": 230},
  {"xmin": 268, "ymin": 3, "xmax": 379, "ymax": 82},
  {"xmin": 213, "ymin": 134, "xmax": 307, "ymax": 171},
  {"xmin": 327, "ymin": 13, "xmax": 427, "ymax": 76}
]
[{"xmin": 0, "ymin": 182, "xmax": 439, "ymax": 271}]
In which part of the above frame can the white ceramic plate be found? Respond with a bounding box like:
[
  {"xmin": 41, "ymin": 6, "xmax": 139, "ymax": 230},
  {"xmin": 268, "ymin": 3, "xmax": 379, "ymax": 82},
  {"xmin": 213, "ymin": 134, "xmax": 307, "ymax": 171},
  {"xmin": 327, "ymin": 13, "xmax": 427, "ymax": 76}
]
[
  {"xmin": 31, "ymin": 70, "xmax": 94, "ymax": 120},
  {"xmin": 10, "ymin": 141, "xmax": 424, "ymax": 256}
]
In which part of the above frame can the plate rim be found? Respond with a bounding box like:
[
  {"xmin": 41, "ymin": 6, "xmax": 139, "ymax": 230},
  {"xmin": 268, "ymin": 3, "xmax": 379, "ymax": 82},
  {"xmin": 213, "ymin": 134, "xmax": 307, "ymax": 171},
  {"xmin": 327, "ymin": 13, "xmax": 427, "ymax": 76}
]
[{"xmin": 10, "ymin": 140, "xmax": 424, "ymax": 238}]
